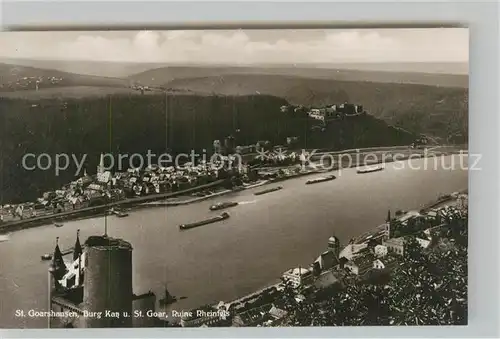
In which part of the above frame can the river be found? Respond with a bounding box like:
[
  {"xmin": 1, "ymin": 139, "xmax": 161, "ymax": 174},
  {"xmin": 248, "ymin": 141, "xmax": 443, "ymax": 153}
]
[{"xmin": 0, "ymin": 155, "xmax": 468, "ymax": 328}]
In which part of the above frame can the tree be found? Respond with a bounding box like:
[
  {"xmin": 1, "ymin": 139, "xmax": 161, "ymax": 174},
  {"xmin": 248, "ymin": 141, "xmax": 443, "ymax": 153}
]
[
  {"xmin": 279, "ymin": 211, "xmax": 468, "ymax": 326},
  {"xmin": 386, "ymin": 212, "xmax": 468, "ymax": 325}
]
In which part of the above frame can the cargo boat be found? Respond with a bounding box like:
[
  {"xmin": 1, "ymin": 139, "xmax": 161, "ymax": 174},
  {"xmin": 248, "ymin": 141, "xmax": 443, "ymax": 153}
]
[
  {"xmin": 41, "ymin": 254, "xmax": 52, "ymax": 261},
  {"xmin": 109, "ymin": 208, "xmax": 129, "ymax": 218},
  {"xmin": 306, "ymin": 175, "xmax": 336, "ymax": 185},
  {"xmin": 357, "ymin": 165, "xmax": 385, "ymax": 174},
  {"xmin": 179, "ymin": 212, "xmax": 230, "ymax": 230},
  {"xmin": 254, "ymin": 186, "xmax": 283, "ymax": 196},
  {"xmin": 159, "ymin": 286, "xmax": 177, "ymax": 306},
  {"xmin": 209, "ymin": 201, "xmax": 238, "ymax": 211},
  {"xmin": 115, "ymin": 211, "xmax": 129, "ymax": 218}
]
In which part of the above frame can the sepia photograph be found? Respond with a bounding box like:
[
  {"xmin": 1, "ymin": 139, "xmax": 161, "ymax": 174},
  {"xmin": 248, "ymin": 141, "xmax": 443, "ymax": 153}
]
[{"xmin": 0, "ymin": 28, "xmax": 469, "ymax": 328}]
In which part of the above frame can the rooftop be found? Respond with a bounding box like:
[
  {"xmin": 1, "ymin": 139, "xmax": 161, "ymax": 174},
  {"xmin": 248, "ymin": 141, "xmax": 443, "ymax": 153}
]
[
  {"xmin": 84, "ymin": 235, "xmax": 133, "ymax": 250},
  {"xmin": 350, "ymin": 253, "xmax": 376, "ymax": 267},
  {"xmin": 383, "ymin": 237, "xmax": 406, "ymax": 247},
  {"xmin": 398, "ymin": 211, "xmax": 422, "ymax": 223},
  {"xmin": 284, "ymin": 267, "xmax": 310, "ymax": 276}
]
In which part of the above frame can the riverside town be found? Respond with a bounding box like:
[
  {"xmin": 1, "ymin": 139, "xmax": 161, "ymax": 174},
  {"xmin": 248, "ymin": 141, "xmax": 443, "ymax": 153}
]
[{"xmin": 0, "ymin": 28, "xmax": 468, "ymax": 329}]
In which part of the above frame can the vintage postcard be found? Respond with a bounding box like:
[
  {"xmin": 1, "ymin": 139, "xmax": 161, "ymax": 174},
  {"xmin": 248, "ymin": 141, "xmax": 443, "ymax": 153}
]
[{"xmin": 0, "ymin": 28, "xmax": 468, "ymax": 328}]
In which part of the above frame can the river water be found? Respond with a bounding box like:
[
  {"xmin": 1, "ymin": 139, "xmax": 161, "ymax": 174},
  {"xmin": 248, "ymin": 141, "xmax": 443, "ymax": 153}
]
[{"xmin": 0, "ymin": 156, "xmax": 468, "ymax": 328}]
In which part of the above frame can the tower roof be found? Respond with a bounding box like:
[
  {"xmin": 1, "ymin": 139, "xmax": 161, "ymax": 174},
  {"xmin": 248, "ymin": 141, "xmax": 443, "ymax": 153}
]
[
  {"xmin": 51, "ymin": 237, "xmax": 67, "ymax": 278},
  {"xmin": 328, "ymin": 235, "xmax": 339, "ymax": 243},
  {"xmin": 73, "ymin": 229, "xmax": 83, "ymax": 261}
]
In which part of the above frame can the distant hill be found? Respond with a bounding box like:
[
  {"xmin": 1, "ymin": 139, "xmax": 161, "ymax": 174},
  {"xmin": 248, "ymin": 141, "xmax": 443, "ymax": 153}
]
[
  {"xmin": 0, "ymin": 61, "xmax": 468, "ymax": 143},
  {"xmin": 164, "ymin": 74, "xmax": 468, "ymax": 142},
  {"xmin": 0, "ymin": 86, "xmax": 162, "ymax": 99},
  {"xmin": 288, "ymin": 62, "xmax": 468, "ymax": 75},
  {"xmin": 0, "ymin": 62, "xmax": 130, "ymax": 92},
  {"xmin": 129, "ymin": 66, "xmax": 468, "ymax": 88},
  {"xmin": 0, "ymin": 58, "xmax": 162, "ymax": 78},
  {"xmin": 0, "ymin": 58, "xmax": 468, "ymax": 78}
]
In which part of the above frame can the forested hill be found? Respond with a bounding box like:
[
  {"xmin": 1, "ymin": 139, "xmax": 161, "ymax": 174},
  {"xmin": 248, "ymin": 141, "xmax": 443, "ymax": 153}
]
[
  {"xmin": 129, "ymin": 66, "xmax": 468, "ymax": 88},
  {"xmin": 0, "ymin": 93, "xmax": 415, "ymax": 203},
  {"xmin": 164, "ymin": 74, "xmax": 468, "ymax": 143},
  {"xmin": 0, "ymin": 62, "xmax": 129, "ymax": 92}
]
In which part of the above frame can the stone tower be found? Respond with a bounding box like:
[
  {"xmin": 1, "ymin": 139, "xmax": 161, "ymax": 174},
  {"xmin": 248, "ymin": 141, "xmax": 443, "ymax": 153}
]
[{"xmin": 82, "ymin": 235, "xmax": 133, "ymax": 328}]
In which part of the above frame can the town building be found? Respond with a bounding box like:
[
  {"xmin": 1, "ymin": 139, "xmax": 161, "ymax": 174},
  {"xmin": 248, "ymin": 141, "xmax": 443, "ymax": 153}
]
[
  {"xmin": 344, "ymin": 254, "xmax": 376, "ymax": 276},
  {"xmin": 232, "ymin": 304, "xmax": 273, "ymax": 327},
  {"xmin": 268, "ymin": 305, "xmax": 288, "ymax": 321},
  {"xmin": 416, "ymin": 237, "xmax": 431, "ymax": 249},
  {"xmin": 398, "ymin": 211, "xmax": 422, "ymax": 225},
  {"xmin": 373, "ymin": 258, "xmax": 385, "ymax": 270},
  {"xmin": 372, "ymin": 256, "xmax": 399, "ymax": 271},
  {"xmin": 235, "ymin": 145, "xmax": 255, "ymax": 155},
  {"xmin": 374, "ymin": 244, "xmax": 388, "ymax": 258},
  {"xmin": 180, "ymin": 306, "xmax": 230, "ymax": 327},
  {"xmin": 339, "ymin": 243, "xmax": 369, "ymax": 261},
  {"xmin": 313, "ymin": 250, "xmax": 338, "ymax": 273},
  {"xmin": 382, "ymin": 237, "xmax": 406, "ymax": 256},
  {"xmin": 213, "ymin": 140, "xmax": 221, "ymax": 154},
  {"xmin": 282, "ymin": 267, "xmax": 313, "ymax": 288},
  {"xmin": 426, "ymin": 209, "xmax": 439, "ymax": 221},
  {"xmin": 457, "ymin": 194, "xmax": 468, "ymax": 212}
]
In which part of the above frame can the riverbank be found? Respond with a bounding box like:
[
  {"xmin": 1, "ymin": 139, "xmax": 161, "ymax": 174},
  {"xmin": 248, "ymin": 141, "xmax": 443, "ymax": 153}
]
[
  {"xmin": 0, "ymin": 167, "xmax": 327, "ymax": 234},
  {"xmin": 207, "ymin": 189, "xmax": 466, "ymax": 316},
  {"xmin": 139, "ymin": 180, "xmax": 269, "ymax": 207},
  {"xmin": 0, "ymin": 179, "xmax": 223, "ymax": 234},
  {"xmin": 347, "ymin": 192, "xmax": 461, "ymax": 248},
  {"xmin": 0, "ymin": 147, "xmax": 464, "ymax": 235}
]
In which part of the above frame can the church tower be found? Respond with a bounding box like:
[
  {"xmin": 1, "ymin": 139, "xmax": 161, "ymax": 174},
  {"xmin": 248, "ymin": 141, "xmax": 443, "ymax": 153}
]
[
  {"xmin": 73, "ymin": 229, "xmax": 83, "ymax": 285},
  {"xmin": 49, "ymin": 237, "xmax": 68, "ymax": 283},
  {"xmin": 328, "ymin": 235, "xmax": 340, "ymax": 258},
  {"xmin": 97, "ymin": 154, "xmax": 105, "ymax": 175},
  {"xmin": 385, "ymin": 209, "xmax": 392, "ymax": 239}
]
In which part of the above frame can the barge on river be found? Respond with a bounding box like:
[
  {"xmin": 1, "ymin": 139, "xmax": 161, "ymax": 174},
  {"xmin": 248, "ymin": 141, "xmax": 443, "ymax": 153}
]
[
  {"xmin": 254, "ymin": 186, "xmax": 283, "ymax": 196},
  {"xmin": 109, "ymin": 208, "xmax": 129, "ymax": 218},
  {"xmin": 306, "ymin": 175, "xmax": 336, "ymax": 185},
  {"xmin": 357, "ymin": 164, "xmax": 385, "ymax": 174},
  {"xmin": 179, "ymin": 212, "xmax": 230, "ymax": 231},
  {"xmin": 209, "ymin": 201, "xmax": 238, "ymax": 211}
]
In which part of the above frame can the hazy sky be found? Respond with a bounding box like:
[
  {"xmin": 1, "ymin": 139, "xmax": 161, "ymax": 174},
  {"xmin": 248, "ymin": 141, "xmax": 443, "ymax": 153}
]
[{"xmin": 0, "ymin": 28, "xmax": 468, "ymax": 64}]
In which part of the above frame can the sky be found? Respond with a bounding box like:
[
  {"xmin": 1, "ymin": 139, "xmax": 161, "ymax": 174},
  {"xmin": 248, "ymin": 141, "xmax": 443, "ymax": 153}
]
[{"xmin": 0, "ymin": 28, "xmax": 469, "ymax": 64}]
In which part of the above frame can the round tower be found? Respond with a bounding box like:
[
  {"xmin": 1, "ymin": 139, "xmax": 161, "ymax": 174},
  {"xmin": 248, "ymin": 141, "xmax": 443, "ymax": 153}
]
[
  {"xmin": 82, "ymin": 235, "xmax": 133, "ymax": 328},
  {"xmin": 328, "ymin": 235, "xmax": 340, "ymax": 258}
]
